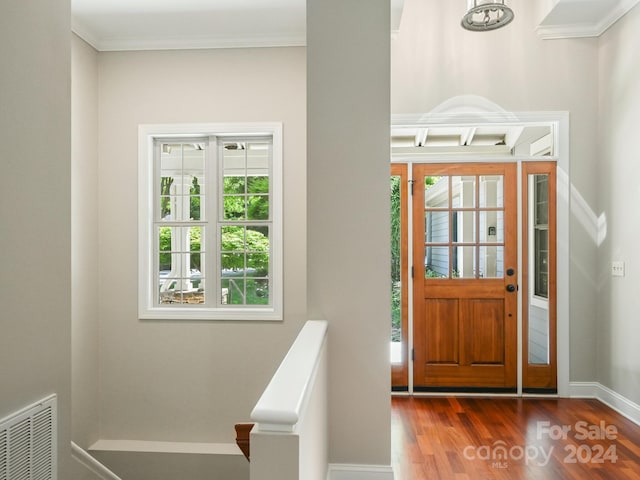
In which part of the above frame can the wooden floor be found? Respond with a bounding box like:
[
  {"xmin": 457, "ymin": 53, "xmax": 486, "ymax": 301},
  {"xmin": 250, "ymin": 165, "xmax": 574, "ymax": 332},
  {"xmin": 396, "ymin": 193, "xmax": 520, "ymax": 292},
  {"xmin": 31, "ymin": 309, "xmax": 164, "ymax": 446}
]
[{"xmin": 392, "ymin": 396, "xmax": 640, "ymax": 480}]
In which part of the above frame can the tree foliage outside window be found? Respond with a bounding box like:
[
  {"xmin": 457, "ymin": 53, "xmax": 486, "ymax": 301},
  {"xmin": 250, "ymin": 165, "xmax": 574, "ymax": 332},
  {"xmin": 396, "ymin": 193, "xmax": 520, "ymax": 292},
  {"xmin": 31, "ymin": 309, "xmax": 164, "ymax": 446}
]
[{"xmin": 390, "ymin": 176, "xmax": 401, "ymax": 342}]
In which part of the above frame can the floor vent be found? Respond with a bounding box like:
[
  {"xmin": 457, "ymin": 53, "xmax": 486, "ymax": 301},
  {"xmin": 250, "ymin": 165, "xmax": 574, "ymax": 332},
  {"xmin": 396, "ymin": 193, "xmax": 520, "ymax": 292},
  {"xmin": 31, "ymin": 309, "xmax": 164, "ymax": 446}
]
[{"xmin": 0, "ymin": 395, "xmax": 57, "ymax": 480}]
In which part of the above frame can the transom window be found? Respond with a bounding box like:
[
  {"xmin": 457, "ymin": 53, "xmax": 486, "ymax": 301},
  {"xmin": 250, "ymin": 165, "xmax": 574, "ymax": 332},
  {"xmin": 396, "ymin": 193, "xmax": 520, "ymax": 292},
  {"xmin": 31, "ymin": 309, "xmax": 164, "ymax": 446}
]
[{"xmin": 139, "ymin": 123, "xmax": 282, "ymax": 321}]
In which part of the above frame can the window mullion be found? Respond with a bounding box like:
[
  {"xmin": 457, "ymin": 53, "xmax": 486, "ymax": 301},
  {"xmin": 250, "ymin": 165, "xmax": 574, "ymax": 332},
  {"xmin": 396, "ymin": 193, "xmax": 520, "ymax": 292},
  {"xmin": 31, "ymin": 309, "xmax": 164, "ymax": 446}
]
[{"xmin": 208, "ymin": 135, "xmax": 219, "ymax": 308}]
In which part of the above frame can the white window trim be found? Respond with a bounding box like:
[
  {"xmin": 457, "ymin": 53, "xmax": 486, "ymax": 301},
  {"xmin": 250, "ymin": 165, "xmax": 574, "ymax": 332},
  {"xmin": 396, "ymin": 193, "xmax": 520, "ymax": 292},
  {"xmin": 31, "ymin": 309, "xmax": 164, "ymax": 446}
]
[{"xmin": 138, "ymin": 122, "xmax": 283, "ymax": 321}]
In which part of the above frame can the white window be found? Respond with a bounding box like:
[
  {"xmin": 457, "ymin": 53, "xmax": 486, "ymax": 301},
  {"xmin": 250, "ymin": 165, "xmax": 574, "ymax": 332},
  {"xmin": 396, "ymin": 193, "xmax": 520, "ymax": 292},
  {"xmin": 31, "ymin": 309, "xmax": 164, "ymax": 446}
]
[{"xmin": 138, "ymin": 123, "xmax": 283, "ymax": 320}]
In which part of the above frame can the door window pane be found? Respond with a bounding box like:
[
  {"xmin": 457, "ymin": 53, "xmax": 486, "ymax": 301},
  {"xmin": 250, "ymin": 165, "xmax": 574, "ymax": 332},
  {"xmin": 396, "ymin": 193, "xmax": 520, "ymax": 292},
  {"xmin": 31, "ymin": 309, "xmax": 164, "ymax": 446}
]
[
  {"xmin": 479, "ymin": 175, "xmax": 504, "ymax": 208},
  {"xmin": 425, "ymin": 176, "xmax": 447, "ymax": 208},
  {"xmin": 479, "ymin": 246, "xmax": 504, "ymax": 278},
  {"xmin": 425, "ymin": 246, "xmax": 448, "ymax": 278},
  {"xmin": 453, "ymin": 246, "xmax": 475, "ymax": 278},
  {"xmin": 479, "ymin": 211, "xmax": 504, "ymax": 242},
  {"xmin": 452, "ymin": 211, "xmax": 476, "ymax": 243},
  {"xmin": 452, "ymin": 176, "xmax": 475, "ymax": 208},
  {"xmin": 425, "ymin": 211, "xmax": 449, "ymax": 243}
]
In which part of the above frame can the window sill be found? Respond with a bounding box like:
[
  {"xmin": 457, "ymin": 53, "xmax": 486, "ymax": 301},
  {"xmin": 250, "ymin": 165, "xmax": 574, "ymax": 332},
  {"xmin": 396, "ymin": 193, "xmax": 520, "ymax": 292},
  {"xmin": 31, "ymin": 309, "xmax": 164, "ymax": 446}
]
[{"xmin": 138, "ymin": 306, "xmax": 282, "ymax": 322}]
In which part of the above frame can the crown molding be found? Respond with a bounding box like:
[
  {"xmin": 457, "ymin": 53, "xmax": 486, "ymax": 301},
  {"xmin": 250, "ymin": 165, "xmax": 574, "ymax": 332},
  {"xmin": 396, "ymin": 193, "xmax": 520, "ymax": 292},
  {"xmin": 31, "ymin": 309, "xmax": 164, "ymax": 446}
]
[
  {"xmin": 71, "ymin": 17, "xmax": 101, "ymax": 50},
  {"xmin": 537, "ymin": 0, "xmax": 640, "ymax": 39},
  {"xmin": 72, "ymin": 28, "xmax": 306, "ymax": 52}
]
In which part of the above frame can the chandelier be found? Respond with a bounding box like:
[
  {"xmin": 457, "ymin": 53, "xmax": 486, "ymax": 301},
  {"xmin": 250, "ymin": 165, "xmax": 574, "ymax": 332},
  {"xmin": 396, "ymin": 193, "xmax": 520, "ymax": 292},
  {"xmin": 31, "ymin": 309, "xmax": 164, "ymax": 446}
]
[{"xmin": 461, "ymin": 0, "xmax": 514, "ymax": 31}]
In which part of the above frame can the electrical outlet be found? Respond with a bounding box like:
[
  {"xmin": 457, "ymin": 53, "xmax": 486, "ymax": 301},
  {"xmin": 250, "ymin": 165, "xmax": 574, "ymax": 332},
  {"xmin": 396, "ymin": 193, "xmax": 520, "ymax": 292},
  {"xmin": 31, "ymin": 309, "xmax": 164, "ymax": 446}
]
[{"xmin": 611, "ymin": 261, "xmax": 625, "ymax": 277}]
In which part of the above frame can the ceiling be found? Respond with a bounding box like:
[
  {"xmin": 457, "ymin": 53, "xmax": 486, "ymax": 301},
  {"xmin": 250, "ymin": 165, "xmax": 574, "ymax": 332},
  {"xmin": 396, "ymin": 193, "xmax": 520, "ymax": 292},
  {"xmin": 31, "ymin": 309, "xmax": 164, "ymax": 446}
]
[
  {"xmin": 72, "ymin": 0, "xmax": 640, "ymax": 51},
  {"xmin": 72, "ymin": 0, "xmax": 405, "ymax": 51},
  {"xmin": 537, "ymin": 0, "xmax": 640, "ymax": 39}
]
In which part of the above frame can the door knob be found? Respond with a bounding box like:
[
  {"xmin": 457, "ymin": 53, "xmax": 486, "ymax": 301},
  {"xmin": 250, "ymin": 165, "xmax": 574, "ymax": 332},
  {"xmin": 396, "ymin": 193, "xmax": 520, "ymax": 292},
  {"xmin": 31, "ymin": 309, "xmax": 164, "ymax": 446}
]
[{"xmin": 506, "ymin": 284, "xmax": 517, "ymax": 292}]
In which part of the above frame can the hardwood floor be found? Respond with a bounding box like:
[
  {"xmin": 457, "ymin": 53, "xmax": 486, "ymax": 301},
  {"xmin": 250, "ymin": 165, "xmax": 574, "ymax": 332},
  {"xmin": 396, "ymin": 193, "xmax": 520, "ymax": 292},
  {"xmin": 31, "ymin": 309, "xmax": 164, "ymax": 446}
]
[{"xmin": 392, "ymin": 396, "xmax": 640, "ymax": 479}]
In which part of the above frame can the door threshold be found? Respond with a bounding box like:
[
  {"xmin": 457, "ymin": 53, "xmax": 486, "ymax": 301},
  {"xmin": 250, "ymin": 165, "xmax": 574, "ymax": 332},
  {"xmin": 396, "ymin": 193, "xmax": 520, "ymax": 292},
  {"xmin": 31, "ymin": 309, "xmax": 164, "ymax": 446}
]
[{"xmin": 414, "ymin": 386, "xmax": 517, "ymax": 394}]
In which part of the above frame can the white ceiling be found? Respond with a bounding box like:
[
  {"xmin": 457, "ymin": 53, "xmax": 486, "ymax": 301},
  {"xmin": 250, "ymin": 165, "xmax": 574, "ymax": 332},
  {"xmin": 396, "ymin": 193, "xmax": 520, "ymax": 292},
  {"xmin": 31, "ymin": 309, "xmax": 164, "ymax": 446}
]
[
  {"xmin": 72, "ymin": 0, "xmax": 405, "ymax": 51},
  {"xmin": 72, "ymin": 0, "xmax": 640, "ymax": 51},
  {"xmin": 537, "ymin": 0, "xmax": 640, "ymax": 39}
]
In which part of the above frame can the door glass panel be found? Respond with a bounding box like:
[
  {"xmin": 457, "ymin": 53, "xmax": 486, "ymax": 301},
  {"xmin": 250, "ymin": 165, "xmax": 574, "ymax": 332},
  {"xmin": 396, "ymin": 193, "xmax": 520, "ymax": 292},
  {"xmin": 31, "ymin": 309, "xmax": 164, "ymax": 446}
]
[
  {"xmin": 425, "ymin": 211, "xmax": 449, "ymax": 243},
  {"xmin": 425, "ymin": 246, "xmax": 448, "ymax": 278},
  {"xmin": 453, "ymin": 246, "xmax": 475, "ymax": 278},
  {"xmin": 425, "ymin": 176, "xmax": 447, "ymax": 208},
  {"xmin": 452, "ymin": 211, "xmax": 476, "ymax": 243},
  {"xmin": 452, "ymin": 176, "xmax": 475, "ymax": 207},
  {"xmin": 479, "ymin": 175, "xmax": 504, "ymax": 208},
  {"xmin": 479, "ymin": 211, "xmax": 504, "ymax": 243},
  {"xmin": 479, "ymin": 246, "xmax": 504, "ymax": 278},
  {"xmin": 424, "ymin": 173, "xmax": 507, "ymax": 280}
]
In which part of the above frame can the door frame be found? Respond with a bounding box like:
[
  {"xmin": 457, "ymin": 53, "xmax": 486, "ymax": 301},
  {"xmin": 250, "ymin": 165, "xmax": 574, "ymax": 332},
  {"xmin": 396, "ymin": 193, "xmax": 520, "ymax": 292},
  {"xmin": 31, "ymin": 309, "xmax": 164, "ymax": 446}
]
[
  {"xmin": 391, "ymin": 111, "xmax": 570, "ymax": 396},
  {"xmin": 412, "ymin": 163, "xmax": 518, "ymax": 391}
]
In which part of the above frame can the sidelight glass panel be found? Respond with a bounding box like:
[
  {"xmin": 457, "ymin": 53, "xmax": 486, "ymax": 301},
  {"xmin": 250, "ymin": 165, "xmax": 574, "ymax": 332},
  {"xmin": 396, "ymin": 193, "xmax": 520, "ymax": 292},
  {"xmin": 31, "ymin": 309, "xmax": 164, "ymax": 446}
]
[
  {"xmin": 390, "ymin": 176, "xmax": 402, "ymax": 357},
  {"xmin": 535, "ymin": 229, "xmax": 549, "ymax": 296},
  {"xmin": 528, "ymin": 173, "xmax": 550, "ymax": 365}
]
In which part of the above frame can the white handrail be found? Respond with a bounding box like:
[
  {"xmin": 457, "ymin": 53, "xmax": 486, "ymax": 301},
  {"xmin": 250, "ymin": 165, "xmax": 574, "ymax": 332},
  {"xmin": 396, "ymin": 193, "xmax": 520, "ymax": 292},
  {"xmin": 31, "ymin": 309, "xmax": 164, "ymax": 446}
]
[
  {"xmin": 71, "ymin": 441, "xmax": 124, "ymax": 480},
  {"xmin": 250, "ymin": 320, "xmax": 328, "ymax": 432}
]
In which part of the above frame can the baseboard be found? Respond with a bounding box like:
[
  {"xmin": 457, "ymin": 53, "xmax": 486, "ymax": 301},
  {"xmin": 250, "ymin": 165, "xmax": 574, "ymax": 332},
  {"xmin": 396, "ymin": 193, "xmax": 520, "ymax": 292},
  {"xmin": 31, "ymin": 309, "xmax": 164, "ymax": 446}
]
[
  {"xmin": 569, "ymin": 382, "xmax": 640, "ymax": 426},
  {"xmin": 327, "ymin": 463, "xmax": 394, "ymax": 480}
]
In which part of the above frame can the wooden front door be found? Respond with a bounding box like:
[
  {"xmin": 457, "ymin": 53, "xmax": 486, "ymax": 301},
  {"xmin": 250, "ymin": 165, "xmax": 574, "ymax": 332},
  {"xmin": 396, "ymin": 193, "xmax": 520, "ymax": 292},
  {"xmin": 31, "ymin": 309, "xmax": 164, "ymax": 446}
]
[{"xmin": 413, "ymin": 163, "xmax": 518, "ymax": 390}]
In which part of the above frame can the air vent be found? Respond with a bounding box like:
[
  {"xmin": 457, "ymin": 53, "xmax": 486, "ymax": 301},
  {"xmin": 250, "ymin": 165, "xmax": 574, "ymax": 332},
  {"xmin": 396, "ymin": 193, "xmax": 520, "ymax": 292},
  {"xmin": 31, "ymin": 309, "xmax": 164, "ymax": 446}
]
[{"xmin": 0, "ymin": 395, "xmax": 56, "ymax": 480}]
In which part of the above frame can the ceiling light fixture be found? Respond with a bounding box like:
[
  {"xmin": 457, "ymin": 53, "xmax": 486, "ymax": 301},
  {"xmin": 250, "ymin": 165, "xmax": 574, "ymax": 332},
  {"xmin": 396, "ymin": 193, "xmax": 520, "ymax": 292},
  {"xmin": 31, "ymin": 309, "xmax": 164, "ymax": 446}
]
[{"xmin": 461, "ymin": 0, "xmax": 514, "ymax": 32}]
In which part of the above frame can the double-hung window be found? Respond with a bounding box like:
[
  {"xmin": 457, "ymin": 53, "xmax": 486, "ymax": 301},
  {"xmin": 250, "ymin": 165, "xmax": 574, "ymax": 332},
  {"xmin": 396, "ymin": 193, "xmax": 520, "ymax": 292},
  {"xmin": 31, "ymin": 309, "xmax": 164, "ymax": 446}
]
[{"xmin": 138, "ymin": 123, "xmax": 282, "ymax": 320}]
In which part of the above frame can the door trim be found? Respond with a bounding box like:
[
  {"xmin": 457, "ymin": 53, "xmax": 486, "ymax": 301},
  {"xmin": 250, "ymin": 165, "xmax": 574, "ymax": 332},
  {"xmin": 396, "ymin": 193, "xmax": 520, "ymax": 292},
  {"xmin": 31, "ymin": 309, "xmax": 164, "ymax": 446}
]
[
  {"xmin": 391, "ymin": 164, "xmax": 409, "ymax": 390},
  {"xmin": 391, "ymin": 110, "xmax": 570, "ymax": 396}
]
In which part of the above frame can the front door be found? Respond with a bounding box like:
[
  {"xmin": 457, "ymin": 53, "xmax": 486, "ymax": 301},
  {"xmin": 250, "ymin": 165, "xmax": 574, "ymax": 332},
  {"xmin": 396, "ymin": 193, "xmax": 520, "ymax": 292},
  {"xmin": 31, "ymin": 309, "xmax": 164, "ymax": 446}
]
[{"xmin": 412, "ymin": 163, "xmax": 518, "ymax": 390}]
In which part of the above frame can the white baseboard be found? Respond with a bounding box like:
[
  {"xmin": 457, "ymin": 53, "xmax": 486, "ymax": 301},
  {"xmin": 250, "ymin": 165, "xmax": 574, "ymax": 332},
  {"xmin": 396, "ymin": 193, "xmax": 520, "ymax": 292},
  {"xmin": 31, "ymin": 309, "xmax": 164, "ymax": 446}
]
[
  {"xmin": 569, "ymin": 382, "xmax": 640, "ymax": 426},
  {"xmin": 327, "ymin": 464, "xmax": 394, "ymax": 480}
]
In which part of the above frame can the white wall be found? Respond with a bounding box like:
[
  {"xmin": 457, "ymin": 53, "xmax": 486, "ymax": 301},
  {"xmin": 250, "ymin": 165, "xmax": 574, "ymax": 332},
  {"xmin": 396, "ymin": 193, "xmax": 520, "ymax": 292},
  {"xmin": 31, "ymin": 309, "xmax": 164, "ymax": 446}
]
[
  {"xmin": 391, "ymin": 0, "xmax": 600, "ymax": 382},
  {"xmin": 96, "ymin": 47, "xmax": 307, "ymax": 444},
  {"xmin": 597, "ymin": 4, "xmax": 640, "ymax": 405},
  {"xmin": 0, "ymin": 0, "xmax": 72, "ymax": 478},
  {"xmin": 308, "ymin": 0, "xmax": 392, "ymax": 468},
  {"xmin": 72, "ymin": 34, "xmax": 101, "ymax": 451}
]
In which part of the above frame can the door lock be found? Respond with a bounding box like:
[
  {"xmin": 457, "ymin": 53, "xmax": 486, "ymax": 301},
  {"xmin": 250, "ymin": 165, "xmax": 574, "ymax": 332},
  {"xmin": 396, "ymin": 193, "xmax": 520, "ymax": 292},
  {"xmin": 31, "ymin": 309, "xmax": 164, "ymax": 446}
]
[{"xmin": 506, "ymin": 284, "xmax": 517, "ymax": 292}]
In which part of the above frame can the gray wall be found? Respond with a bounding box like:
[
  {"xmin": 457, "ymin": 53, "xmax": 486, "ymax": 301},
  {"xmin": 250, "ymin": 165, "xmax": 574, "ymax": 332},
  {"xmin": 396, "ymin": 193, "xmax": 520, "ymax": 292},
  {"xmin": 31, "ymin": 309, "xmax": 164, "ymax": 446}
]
[
  {"xmin": 95, "ymin": 47, "xmax": 307, "ymax": 443},
  {"xmin": 72, "ymin": 34, "xmax": 101, "ymax": 450},
  {"xmin": 92, "ymin": 450, "xmax": 247, "ymax": 480},
  {"xmin": 307, "ymin": 0, "xmax": 391, "ymax": 466},
  {"xmin": 0, "ymin": 0, "xmax": 72, "ymax": 478},
  {"xmin": 597, "ymin": 4, "xmax": 640, "ymax": 405},
  {"xmin": 391, "ymin": 0, "xmax": 600, "ymax": 382}
]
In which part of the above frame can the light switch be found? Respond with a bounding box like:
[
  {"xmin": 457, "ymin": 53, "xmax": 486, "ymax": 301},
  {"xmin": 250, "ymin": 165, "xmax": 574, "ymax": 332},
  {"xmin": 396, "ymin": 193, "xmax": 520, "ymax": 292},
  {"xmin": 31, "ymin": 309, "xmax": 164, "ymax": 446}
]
[{"xmin": 611, "ymin": 261, "xmax": 625, "ymax": 277}]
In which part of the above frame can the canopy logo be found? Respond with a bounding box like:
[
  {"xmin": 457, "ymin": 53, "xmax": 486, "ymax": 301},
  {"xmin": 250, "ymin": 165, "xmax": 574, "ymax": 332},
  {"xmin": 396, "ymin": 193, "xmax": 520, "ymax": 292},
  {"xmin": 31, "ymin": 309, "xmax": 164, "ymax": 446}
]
[{"xmin": 463, "ymin": 420, "xmax": 619, "ymax": 469}]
